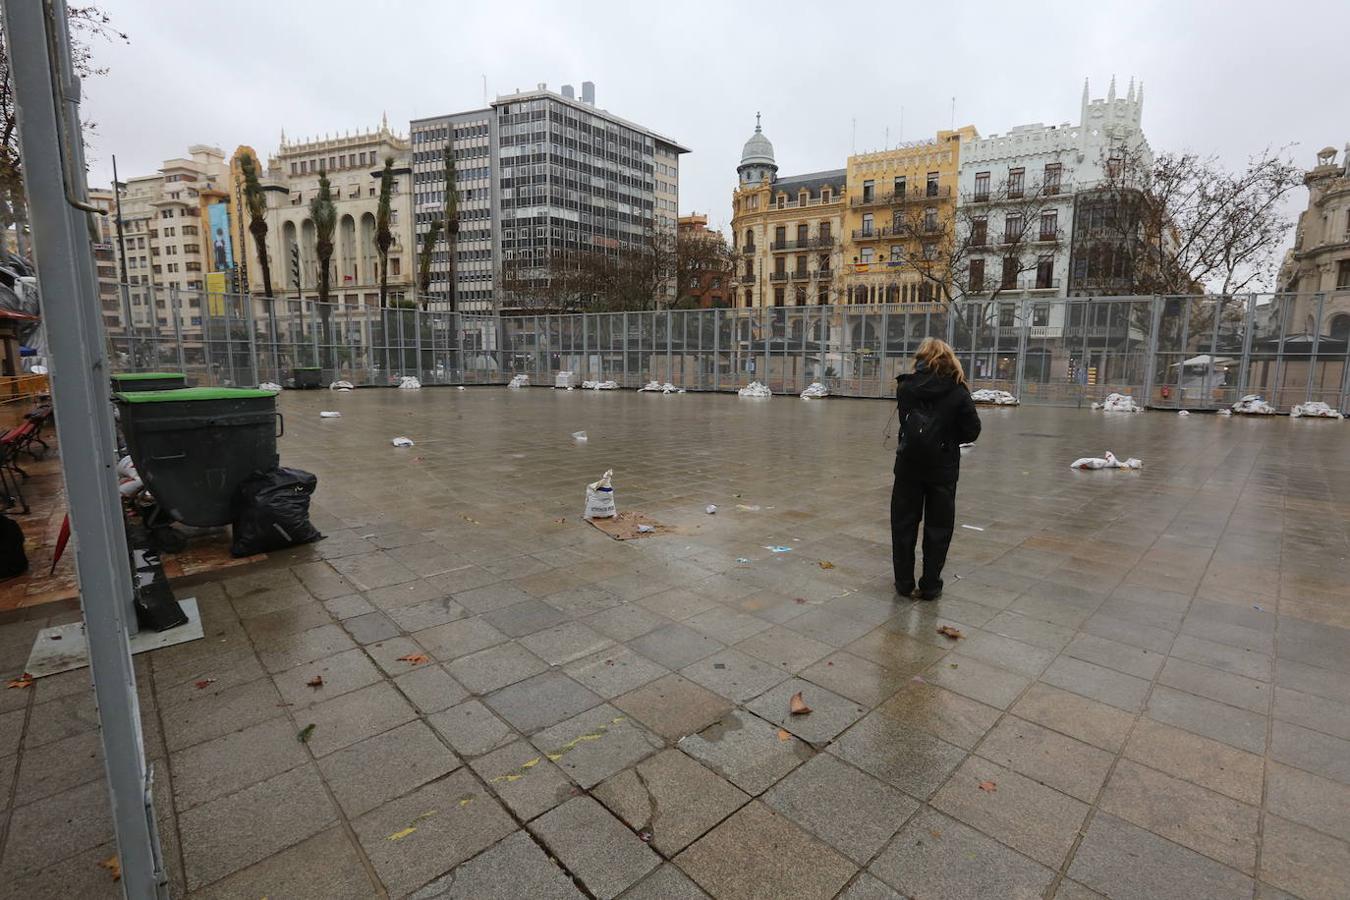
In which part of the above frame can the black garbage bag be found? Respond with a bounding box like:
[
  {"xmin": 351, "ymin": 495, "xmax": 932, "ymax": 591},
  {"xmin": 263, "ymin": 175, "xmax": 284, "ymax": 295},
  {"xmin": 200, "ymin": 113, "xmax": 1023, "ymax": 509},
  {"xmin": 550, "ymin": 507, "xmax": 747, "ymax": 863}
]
[
  {"xmin": 230, "ymin": 467, "xmax": 324, "ymax": 557},
  {"xmin": 0, "ymin": 514, "xmax": 27, "ymax": 578}
]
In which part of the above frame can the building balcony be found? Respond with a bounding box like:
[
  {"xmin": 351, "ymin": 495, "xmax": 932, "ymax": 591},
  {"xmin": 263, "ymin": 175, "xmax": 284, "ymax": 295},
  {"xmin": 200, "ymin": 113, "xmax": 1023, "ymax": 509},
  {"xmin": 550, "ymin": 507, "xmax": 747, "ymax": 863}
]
[
  {"xmin": 851, "ymin": 226, "xmax": 900, "ymax": 241},
  {"xmin": 771, "ymin": 196, "xmax": 839, "ymax": 210},
  {"xmin": 979, "ymin": 277, "xmax": 1061, "ymax": 294},
  {"xmin": 790, "ymin": 270, "xmax": 811, "ymax": 281},
  {"xmin": 849, "ymin": 193, "xmax": 889, "ymax": 209},
  {"xmin": 769, "ymin": 271, "xmax": 789, "ymax": 282},
  {"xmin": 741, "ymin": 246, "xmax": 756, "ymax": 255},
  {"xmin": 894, "ymin": 185, "xmax": 952, "ymax": 204},
  {"xmin": 739, "ymin": 274, "xmax": 756, "ymax": 284},
  {"xmin": 770, "ymin": 237, "xmax": 837, "ymax": 251}
]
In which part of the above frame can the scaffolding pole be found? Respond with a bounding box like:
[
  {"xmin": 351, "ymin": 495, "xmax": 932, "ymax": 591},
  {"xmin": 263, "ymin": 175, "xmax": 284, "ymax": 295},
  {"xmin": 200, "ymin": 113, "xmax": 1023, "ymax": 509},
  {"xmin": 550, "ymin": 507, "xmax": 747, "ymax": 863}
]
[{"xmin": 2, "ymin": 0, "xmax": 167, "ymax": 895}]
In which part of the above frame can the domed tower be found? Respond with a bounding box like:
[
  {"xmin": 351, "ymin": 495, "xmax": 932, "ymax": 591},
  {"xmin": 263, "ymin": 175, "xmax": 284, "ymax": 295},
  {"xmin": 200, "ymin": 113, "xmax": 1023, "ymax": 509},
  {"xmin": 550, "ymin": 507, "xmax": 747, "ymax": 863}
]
[{"xmin": 738, "ymin": 113, "xmax": 778, "ymax": 187}]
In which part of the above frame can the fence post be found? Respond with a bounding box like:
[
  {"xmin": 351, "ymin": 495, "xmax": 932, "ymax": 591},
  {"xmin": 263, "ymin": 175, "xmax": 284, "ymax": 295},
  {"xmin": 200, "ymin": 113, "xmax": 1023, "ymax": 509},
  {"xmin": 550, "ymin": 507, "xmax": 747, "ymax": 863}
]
[
  {"xmin": 622, "ymin": 311, "xmax": 629, "ymax": 386},
  {"xmin": 242, "ymin": 290, "xmax": 259, "ymax": 387},
  {"xmin": 1272, "ymin": 295, "xmax": 1290, "ymax": 410},
  {"xmin": 1014, "ymin": 297, "xmax": 1029, "ymax": 399},
  {"xmin": 170, "ymin": 287, "xmax": 186, "ymax": 376},
  {"xmin": 712, "ymin": 307, "xmax": 721, "ymax": 391},
  {"xmin": 1237, "ymin": 293, "xmax": 1257, "ymax": 398},
  {"xmin": 1143, "ymin": 296, "xmax": 1163, "ymax": 404},
  {"xmin": 1306, "ymin": 294, "xmax": 1324, "ymax": 405}
]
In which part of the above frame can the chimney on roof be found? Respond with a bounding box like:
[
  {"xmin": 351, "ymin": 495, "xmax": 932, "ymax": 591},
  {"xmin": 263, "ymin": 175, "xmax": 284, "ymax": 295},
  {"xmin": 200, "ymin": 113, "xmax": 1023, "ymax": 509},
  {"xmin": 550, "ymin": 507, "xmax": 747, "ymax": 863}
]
[
  {"xmin": 581, "ymin": 81, "xmax": 595, "ymax": 105},
  {"xmin": 561, "ymin": 84, "xmax": 575, "ymax": 100},
  {"xmin": 537, "ymin": 82, "xmax": 547, "ymax": 91}
]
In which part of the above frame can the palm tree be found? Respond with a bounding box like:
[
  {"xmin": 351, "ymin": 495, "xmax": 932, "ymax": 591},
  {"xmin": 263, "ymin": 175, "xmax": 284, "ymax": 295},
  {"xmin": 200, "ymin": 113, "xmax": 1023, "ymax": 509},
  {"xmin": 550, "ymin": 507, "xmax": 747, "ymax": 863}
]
[
  {"xmin": 443, "ymin": 145, "xmax": 459, "ymax": 312},
  {"xmin": 376, "ymin": 157, "xmax": 394, "ymax": 308},
  {"xmin": 309, "ymin": 172, "xmax": 336, "ymax": 304},
  {"xmin": 236, "ymin": 152, "xmax": 273, "ymax": 299},
  {"xmin": 417, "ymin": 220, "xmax": 442, "ymax": 306}
]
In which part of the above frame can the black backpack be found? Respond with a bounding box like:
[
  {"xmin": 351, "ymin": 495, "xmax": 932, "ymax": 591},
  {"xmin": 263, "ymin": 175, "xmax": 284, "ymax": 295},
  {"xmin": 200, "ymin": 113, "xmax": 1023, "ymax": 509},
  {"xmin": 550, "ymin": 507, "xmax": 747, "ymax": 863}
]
[
  {"xmin": 899, "ymin": 398, "xmax": 949, "ymax": 466},
  {"xmin": 0, "ymin": 514, "xmax": 27, "ymax": 579}
]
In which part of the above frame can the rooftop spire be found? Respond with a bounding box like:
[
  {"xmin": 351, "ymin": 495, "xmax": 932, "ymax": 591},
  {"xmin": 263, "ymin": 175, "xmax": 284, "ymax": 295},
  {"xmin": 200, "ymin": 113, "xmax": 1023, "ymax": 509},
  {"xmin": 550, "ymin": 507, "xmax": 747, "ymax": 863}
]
[
  {"xmin": 755, "ymin": 111, "xmax": 761, "ymax": 133},
  {"xmin": 1108, "ymin": 74, "xmax": 1116, "ymax": 102}
]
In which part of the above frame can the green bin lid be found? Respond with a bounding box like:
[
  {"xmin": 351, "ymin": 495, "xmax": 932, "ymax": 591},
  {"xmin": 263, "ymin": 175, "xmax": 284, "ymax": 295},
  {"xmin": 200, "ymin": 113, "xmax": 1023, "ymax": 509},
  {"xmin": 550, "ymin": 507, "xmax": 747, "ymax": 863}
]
[
  {"xmin": 112, "ymin": 372, "xmax": 185, "ymax": 381},
  {"xmin": 115, "ymin": 387, "xmax": 277, "ymax": 404}
]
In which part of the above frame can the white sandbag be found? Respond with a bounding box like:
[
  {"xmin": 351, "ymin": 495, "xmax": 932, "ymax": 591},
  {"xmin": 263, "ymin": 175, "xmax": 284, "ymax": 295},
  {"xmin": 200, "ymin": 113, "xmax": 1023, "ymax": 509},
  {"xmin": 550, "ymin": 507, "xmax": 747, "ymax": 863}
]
[
  {"xmin": 1177, "ymin": 410, "xmax": 1190, "ymax": 417},
  {"xmin": 320, "ymin": 411, "xmax": 342, "ymax": 418},
  {"xmin": 1217, "ymin": 408, "xmax": 1233, "ymax": 417},
  {"xmin": 582, "ymin": 380, "xmax": 619, "ymax": 390},
  {"xmin": 391, "ymin": 436, "xmax": 414, "ymax": 447},
  {"xmin": 1070, "ymin": 450, "xmax": 1142, "ymax": 471},
  {"xmin": 1091, "ymin": 393, "xmax": 1142, "ymax": 413},
  {"xmin": 1290, "ymin": 401, "xmax": 1343, "ymax": 419},
  {"xmin": 457, "ymin": 386, "xmax": 466, "ymax": 391},
  {"xmin": 329, "ymin": 380, "xmax": 355, "ymax": 391},
  {"xmin": 705, "ymin": 504, "xmax": 717, "ymax": 514},
  {"xmin": 1232, "ymin": 394, "xmax": 1275, "ymax": 415},
  {"xmin": 800, "ymin": 382, "xmax": 829, "ymax": 399},
  {"xmin": 639, "ymin": 381, "xmax": 681, "ymax": 394},
  {"xmin": 572, "ymin": 431, "xmax": 588, "ymax": 443},
  {"xmin": 971, "ymin": 389, "xmax": 1019, "ymax": 405},
  {"xmin": 398, "ymin": 376, "xmax": 422, "ymax": 390},
  {"xmin": 508, "ymin": 374, "xmax": 529, "ymax": 389},
  {"xmin": 258, "ymin": 382, "xmax": 282, "ymax": 392},
  {"xmin": 738, "ymin": 381, "xmax": 772, "ymax": 398},
  {"xmin": 584, "ymin": 469, "xmax": 616, "ymax": 519}
]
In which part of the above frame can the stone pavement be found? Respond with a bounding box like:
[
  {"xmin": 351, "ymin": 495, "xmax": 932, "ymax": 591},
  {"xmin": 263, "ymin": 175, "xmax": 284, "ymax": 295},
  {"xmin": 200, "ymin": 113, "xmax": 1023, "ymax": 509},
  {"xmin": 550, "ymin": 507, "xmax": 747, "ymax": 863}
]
[{"xmin": 1, "ymin": 387, "xmax": 1348, "ymax": 899}]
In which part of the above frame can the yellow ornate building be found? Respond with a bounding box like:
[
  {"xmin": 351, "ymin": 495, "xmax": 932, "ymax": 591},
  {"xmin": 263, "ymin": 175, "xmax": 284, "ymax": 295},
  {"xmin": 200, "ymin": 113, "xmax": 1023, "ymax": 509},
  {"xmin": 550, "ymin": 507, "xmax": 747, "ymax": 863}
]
[{"xmin": 729, "ymin": 117, "xmax": 977, "ymax": 307}]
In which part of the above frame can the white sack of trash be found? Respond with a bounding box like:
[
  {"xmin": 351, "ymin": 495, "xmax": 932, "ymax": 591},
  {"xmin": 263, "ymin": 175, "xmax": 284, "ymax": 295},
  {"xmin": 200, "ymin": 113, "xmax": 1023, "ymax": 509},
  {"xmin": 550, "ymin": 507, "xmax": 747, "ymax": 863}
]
[
  {"xmin": 1290, "ymin": 401, "xmax": 1343, "ymax": 419},
  {"xmin": 639, "ymin": 381, "xmax": 682, "ymax": 393},
  {"xmin": 582, "ymin": 380, "xmax": 619, "ymax": 390},
  {"xmin": 800, "ymin": 382, "xmax": 829, "ymax": 399},
  {"xmin": 329, "ymin": 380, "xmax": 354, "ymax": 391},
  {"xmin": 508, "ymin": 374, "xmax": 529, "ymax": 389},
  {"xmin": 398, "ymin": 376, "xmax": 421, "ymax": 390},
  {"xmin": 1070, "ymin": 450, "xmax": 1142, "ymax": 470},
  {"xmin": 738, "ymin": 381, "xmax": 772, "ymax": 398},
  {"xmin": 1232, "ymin": 394, "xmax": 1276, "ymax": 415},
  {"xmin": 258, "ymin": 382, "xmax": 282, "ymax": 392},
  {"xmin": 1091, "ymin": 393, "xmax": 1142, "ymax": 413},
  {"xmin": 971, "ymin": 389, "xmax": 1019, "ymax": 405}
]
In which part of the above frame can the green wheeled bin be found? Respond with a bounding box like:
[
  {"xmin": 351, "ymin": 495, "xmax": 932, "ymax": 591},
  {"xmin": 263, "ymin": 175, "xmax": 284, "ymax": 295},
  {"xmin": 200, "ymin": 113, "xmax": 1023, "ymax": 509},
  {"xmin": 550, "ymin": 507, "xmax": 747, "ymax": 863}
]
[
  {"xmin": 110, "ymin": 372, "xmax": 188, "ymax": 393},
  {"xmin": 114, "ymin": 387, "xmax": 282, "ymax": 527},
  {"xmin": 292, "ymin": 366, "xmax": 322, "ymax": 389}
]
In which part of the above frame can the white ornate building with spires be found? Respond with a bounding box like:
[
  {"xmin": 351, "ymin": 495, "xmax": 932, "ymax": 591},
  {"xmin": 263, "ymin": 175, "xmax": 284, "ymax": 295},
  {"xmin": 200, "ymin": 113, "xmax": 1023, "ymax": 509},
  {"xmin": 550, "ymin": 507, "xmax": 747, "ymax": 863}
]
[
  {"xmin": 956, "ymin": 76, "xmax": 1152, "ymax": 299},
  {"xmin": 239, "ymin": 117, "xmax": 415, "ymax": 307}
]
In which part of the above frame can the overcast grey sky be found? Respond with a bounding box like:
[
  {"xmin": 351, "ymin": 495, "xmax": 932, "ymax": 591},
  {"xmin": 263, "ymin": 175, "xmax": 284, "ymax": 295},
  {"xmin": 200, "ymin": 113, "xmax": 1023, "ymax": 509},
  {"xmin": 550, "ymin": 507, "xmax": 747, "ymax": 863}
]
[{"xmin": 84, "ymin": 0, "xmax": 1345, "ymax": 234}]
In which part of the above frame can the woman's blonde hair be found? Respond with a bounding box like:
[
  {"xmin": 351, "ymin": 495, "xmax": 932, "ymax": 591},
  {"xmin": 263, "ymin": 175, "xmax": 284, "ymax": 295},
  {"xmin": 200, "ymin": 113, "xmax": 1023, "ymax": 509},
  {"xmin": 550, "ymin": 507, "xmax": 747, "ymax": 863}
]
[{"xmin": 915, "ymin": 337, "xmax": 967, "ymax": 387}]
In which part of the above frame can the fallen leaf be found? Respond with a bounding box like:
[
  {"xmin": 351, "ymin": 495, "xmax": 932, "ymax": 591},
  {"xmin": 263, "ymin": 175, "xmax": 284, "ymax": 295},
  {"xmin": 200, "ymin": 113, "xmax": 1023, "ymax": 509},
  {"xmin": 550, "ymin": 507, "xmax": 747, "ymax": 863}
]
[
  {"xmin": 553, "ymin": 517, "xmax": 566, "ymax": 524},
  {"xmin": 298, "ymin": 724, "xmax": 316, "ymax": 744},
  {"xmin": 776, "ymin": 728, "xmax": 792, "ymax": 742},
  {"xmin": 193, "ymin": 678, "xmax": 216, "ymax": 689},
  {"xmin": 397, "ymin": 653, "xmax": 430, "ymax": 665},
  {"xmin": 948, "ymin": 663, "xmax": 959, "ymax": 669},
  {"xmin": 98, "ymin": 855, "xmax": 121, "ymax": 882},
  {"xmin": 929, "ymin": 829, "xmax": 943, "ymax": 839},
  {"xmin": 638, "ymin": 830, "xmax": 653, "ymax": 843},
  {"xmin": 978, "ymin": 780, "xmax": 997, "ymax": 793},
  {"xmin": 936, "ymin": 625, "xmax": 964, "ymax": 640},
  {"xmin": 794, "ymin": 597, "xmax": 807, "ymax": 604},
  {"xmin": 7, "ymin": 673, "xmax": 34, "ymax": 689},
  {"xmin": 306, "ymin": 675, "xmax": 325, "ymax": 688},
  {"xmin": 789, "ymin": 691, "xmax": 812, "ymax": 716},
  {"xmin": 818, "ymin": 560, "xmax": 835, "ymax": 570}
]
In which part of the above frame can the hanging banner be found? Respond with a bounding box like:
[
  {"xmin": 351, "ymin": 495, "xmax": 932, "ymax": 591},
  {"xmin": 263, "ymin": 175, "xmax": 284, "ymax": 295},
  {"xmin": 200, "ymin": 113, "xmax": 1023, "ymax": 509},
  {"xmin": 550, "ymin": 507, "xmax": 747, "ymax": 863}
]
[{"xmin": 208, "ymin": 202, "xmax": 234, "ymax": 272}]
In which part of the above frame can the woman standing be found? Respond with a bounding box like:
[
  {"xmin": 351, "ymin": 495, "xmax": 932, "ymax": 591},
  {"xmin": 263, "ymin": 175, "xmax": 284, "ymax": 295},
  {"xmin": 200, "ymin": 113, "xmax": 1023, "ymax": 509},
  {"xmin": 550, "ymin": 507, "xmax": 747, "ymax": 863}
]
[{"xmin": 892, "ymin": 338, "xmax": 981, "ymax": 600}]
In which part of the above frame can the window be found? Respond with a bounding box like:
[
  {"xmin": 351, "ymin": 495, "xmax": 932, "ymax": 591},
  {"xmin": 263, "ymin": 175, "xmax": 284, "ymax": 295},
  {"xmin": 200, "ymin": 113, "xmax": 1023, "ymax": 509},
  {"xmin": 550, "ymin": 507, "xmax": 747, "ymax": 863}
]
[
  {"xmin": 1004, "ymin": 214, "xmax": 1023, "ymax": 243},
  {"xmin": 390, "ymin": 258, "xmax": 401, "ymax": 276},
  {"xmin": 774, "ymin": 226, "xmax": 786, "ymax": 246},
  {"xmin": 821, "ymin": 188, "xmax": 831, "ymax": 203},
  {"xmin": 922, "ymin": 242, "xmax": 937, "ymax": 260},
  {"xmin": 860, "ymin": 247, "xmax": 874, "ymax": 264},
  {"xmin": 795, "ymin": 256, "xmax": 807, "ymax": 276},
  {"xmin": 969, "ymin": 259, "xmax": 985, "ymax": 292},
  {"xmin": 774, "ymin": 287, "xmax": 785, "ymax": 307},
  {"xmin": 893, "ymin": 176, "xmax": 906, "ymax": 198},
  {"xmin": 890, "ymin": 246, "xmax": 901, "ymax": 262},
  {"xmin": 999, "ymin": 304, "xmax": 1015, "ymax": 327},
  {"xmin": 926, "ymin": 172, "xmax": 939, "ymax": 197},
  {"xmin": 818, "ymin": 253, "xmax": 830, "ymax": 272},
  {"xmin": 290, "ymin": 163, "xmax": 298, "ymax": 175},
  {"xmin": 1007, "ymin": 168, "xmax": 1025, "ymax": 199},
  {"xmin": 796, "ymin": 223, "xmax": 809, "ymax": 244},
  {"xmin": 1337, "ymin": 260, "xmax": 1350, "ymax": 289},
  {"xmin": 1106, "ymin": 157, "xmax": 1122, "ymax": 179},
  {"xmin": 774, "ymin": 257, "xmax": 785, "ymax": 275},
  {"xmin": 971, "ymin": 217, "xmax": 988, "ymax": 246},
  {"xmin": 819, "ymin": 222, "xmax": 831, "ymax": 242},
  {"xmin": 744, "ymin": 228, "xmax": 754, "ymax": 251},
  {"xmin": 923, "ymin": 207, "xmax": 937, "ymax": 232},
  {"xmin": 861, "ymin": 213, "xmax": 874, "ymax": 236},
  {"xmin": 1032, "ymin": 303, "xmax": 1050, "ymax": 326},
  {"xmin": 799, "ymin": 191, "xmax": 808, "ymax": 205},
  {"xmin": 862, "ymin": 180, "xmax": 875, "ymax": 203},
  {"xmin": 974, "ymin": 172, "xmax": 990, "ymax": 201},
  {"xmin": 1044, "ymin": 163, "xmax": 1062, "ymax": 195},
  {"xmin": 1039, "ymin": 211, "xmax": 1058, "ymax": 241},
  {"xmin": 1036, "ymin": 256, "xmax": 1054, "ymax": 289},
  {"xmin": 1001, "ymin": 257, "xmax": 1019, "ymax": 289}
]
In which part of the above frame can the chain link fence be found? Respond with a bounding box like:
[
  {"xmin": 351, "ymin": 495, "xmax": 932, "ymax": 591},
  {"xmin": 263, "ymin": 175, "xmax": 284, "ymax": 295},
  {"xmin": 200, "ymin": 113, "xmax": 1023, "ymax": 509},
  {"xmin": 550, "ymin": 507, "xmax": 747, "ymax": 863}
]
[{"xmin": 106, "ymin": 286, "xmax": 1350, "ymax": 412}]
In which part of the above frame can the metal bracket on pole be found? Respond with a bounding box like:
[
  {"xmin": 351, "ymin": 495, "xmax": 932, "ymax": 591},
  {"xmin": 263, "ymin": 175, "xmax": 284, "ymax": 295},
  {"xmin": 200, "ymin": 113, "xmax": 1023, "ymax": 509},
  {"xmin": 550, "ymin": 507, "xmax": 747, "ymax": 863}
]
[{"xmin": 2, "ymin": 0, "xmax": 167, "ymax": 895}]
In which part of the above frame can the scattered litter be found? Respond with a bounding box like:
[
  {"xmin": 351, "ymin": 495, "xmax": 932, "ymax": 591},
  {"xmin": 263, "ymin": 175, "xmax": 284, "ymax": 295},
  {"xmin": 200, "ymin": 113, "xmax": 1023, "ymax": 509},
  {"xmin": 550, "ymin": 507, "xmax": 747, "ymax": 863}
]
[
  {"xmin": 1291, "ymin": 401, "xmax": 1343, "ymax": 419},
  {"xmin": 98, "ymin": 855, "xmax": 121, "ymax": 882},
  {"xmin": 776, "ymin": 728, "xmax": 792, "ymax": 742},
  {"xmin": 553, "ymin": 517, "xmax": 566, "ymax": 525},
  {"xmin": 306, "ymin": 676, "xmax": 324, "ymax": 689},
  {"xmin": 49, "ymin": 634, "xmax": 61, "ymax": 641},
  {"xmin": 1232, "ymin": 394, "xmax": 1276, "ymax": 415},
  {"xmin": 978, "ymin": 781, "xmax": 998, "ymax": 794},
  {"xmin": 638, "ymin": 831, "xmax": 653, "ymax": 843},
  {"xmin": 391, "ymin": 437, "xmax": 415, "ymax": 447},
  {"xmin": 959, "ymin": 442, "xmax": 975, "ymax": 456},
  {"xmin": 397, "ymin": 653, "xmax": 430, "ymax": 665},
  {"xmin": 584, "ymin": 469, "xmax": 617, "ymax": 520},
  {"xmin": 320, "ymin": 411, "xmax": 342, "ymax": 418},
  {"xmin": 789, "ymin": 691, "xmax": 812, "ymax": 715},
  {"xmin": 1070, "ymin": 451, "xmax": 1142, "ymax": 471},
  {"xmin": 764, "ymin": 545, "xmax": 792, "ymax": 553},
  {"xmin": 794, "ymin": 598, "xmax": 807, "ymax": 604},
  {"xmin": 736, "ymin": 504, "xmax": 762, "ymax": 512},
  {"xmin": 329, "ymin": 380, "xmax": 355, "ymax": 391},
  {"xmin": 572, "ymin": 431, "xmax": 588, "ymax": 443},
  {"xmin": 639, "ymin": 381, "xmax": 682, "ymax": 393},
  {"xmin": 7, "ymin": 673, "xmax": 34, "ymax": 689},
  {"xmin": 705, "ymin": 505, "xmax": 717, "ymax": 515},
  {"xmin": 1091, "ymin": 392, "xmax": 1142, "ymax": 413},
  {"xmin": 258, "ymin": 382, "xmax": 282, "ymax": 392},
  {"xmin": 193, "ymin": 679, "xmax": 216, "ymax": 690},
  {"xmin": 398, "ymin": 376, "xmax": 422, "ymax": 390},
  {"xmin": 936, "ymin": 625, "xmax": 964, "ymax": 640},
  {"xmin": 736, "ymin": 558, "xmax": 750, "ymax": 565},
  {"xmin": 713, "ymin": 663, "xmax": 727, "ymax": 670},
  {"xmin": 961, "ymin": 525, "xmax": 985, "ymax": 532},
  {"xmin": 737, "ymin": 381, "xmax": 772, "ymax": 398},
  {"xmin": 457, "ymin": 386, "xmax": 466, "ymax": 391},
  {"xmin": 971, "ymin": 389, "xmax": 1019, "ymax": 405},
  {"xmin": 1253, "ymin": 604, "xmax": 1265, "ymax": 612},
  {"xmin": 1217, "ymin": 408, "xmax": 1233, "ymax": 417},
  {"xmin": 297, "ymin": 724, "xmax": 316, "ymax": 743},
  {"xmin": 387, "ymin": 811, "xmax": 437, "ymax": 841},
  {"xmin": 587, "ymin": 511, "xmax": 664, "ymax": 541},
  {"xmin": 818, "ymin": 560, "xmax": 835, "ymax": 570},
  {"xmin": 582, "ymin": 380, "xmax": 619, "ymax": 390},
  {"xmin": 953, "ymin": 574, "xmax": 963, "ymax": 580},
  {"xmin": 1177, "ymin": 410, "xmax": 1190, "ymax": 417},
  {"xmin": 461, "ymin": 514, "xmax": 480, "ymax": 525},
  {"xmin": 800, "ymin": 382, "xmax": 829, "ymax": 399},
  {"xmin": 911, "ymin": 675, "xmax": 926, "ymax": 683},
  {"xmin": 508, "ymin": 374, "xmax": 529, "ymax": 389}
]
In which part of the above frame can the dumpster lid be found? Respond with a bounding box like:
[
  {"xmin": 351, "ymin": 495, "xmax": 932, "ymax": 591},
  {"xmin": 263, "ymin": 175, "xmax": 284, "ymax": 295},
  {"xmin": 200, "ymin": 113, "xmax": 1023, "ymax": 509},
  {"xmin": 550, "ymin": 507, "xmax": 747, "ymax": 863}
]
[
  {"xmin": 115, "ymin": 387, "xmax": 276, "ymax": 404},
  {"xmin": 112, "ymin": 372, "xmax": 185, "ymax": 381}
]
